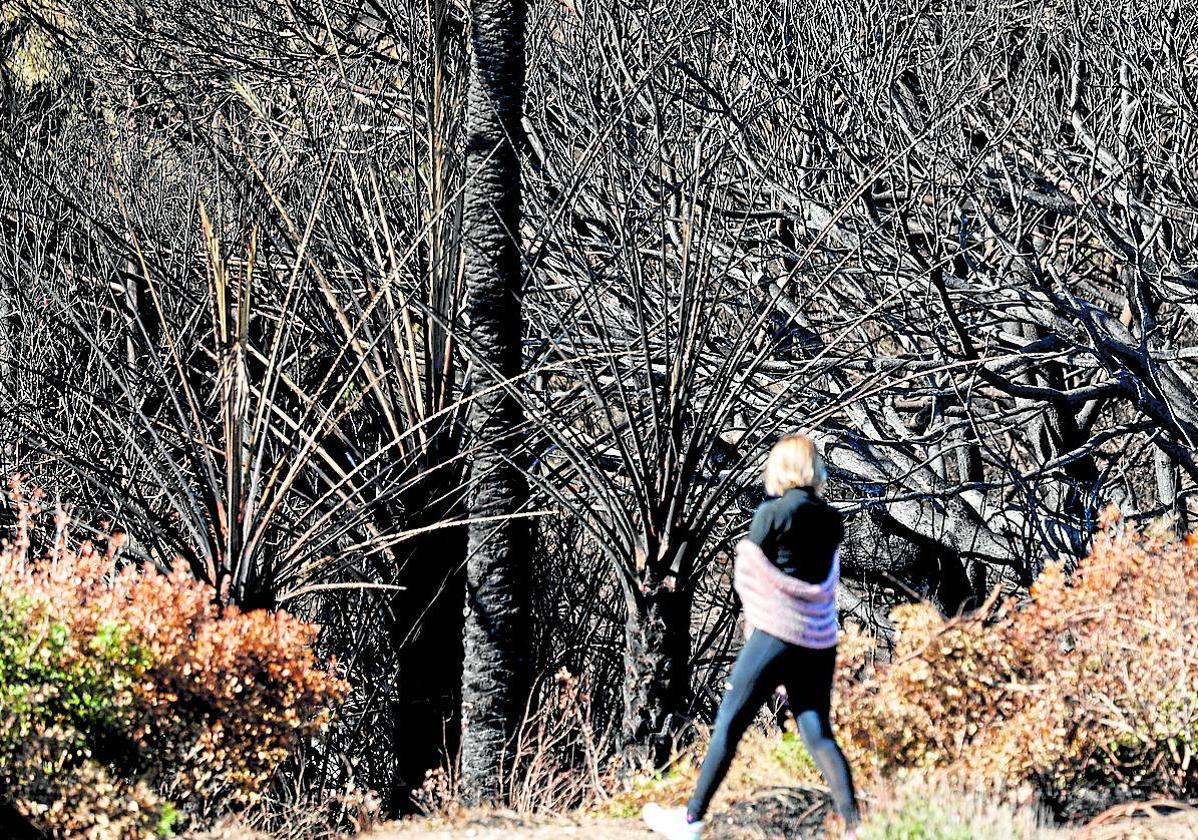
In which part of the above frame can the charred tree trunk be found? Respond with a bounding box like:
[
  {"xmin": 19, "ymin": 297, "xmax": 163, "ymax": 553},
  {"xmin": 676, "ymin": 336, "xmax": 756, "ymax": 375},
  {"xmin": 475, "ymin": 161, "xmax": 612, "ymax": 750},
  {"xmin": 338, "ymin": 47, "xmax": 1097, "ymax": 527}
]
[
  {"xmin": 393, "ymin": 467, "xmax": 467, "ymax": 811},
  {"xmin": 458, "ymin": 0, "xmax": 530, "ymax": 806},
  {"xmin": 620, "ymin": 533, "xmax": 695, "ymax": 771},
  {"xmin": 621, "ymin": 585, "xmax": 693, "ymax": 770}
]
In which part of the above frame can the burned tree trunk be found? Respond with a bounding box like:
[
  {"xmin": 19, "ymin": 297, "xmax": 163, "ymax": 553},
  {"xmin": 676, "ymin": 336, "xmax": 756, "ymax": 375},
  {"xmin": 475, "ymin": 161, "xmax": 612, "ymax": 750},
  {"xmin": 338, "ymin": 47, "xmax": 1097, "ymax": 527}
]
[
  {"xmin": 457, "ymin": 0, "xmax": 530, "ymax": 806},
  {"xmin": 621, "ymin": 581, "xmax": 693, "ymax": 771},
  {"xmin": 618, "ymin": 530, "xmax": 697, "ymax": 771}
]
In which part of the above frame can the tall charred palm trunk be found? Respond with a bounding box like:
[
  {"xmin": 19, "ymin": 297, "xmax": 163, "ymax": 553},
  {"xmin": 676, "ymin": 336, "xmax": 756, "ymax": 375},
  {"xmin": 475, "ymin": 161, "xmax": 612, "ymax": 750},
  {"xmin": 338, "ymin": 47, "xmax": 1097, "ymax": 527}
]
[{"xmin": 458, "ymin": 0, "xmax": 529, "ymax": 806}]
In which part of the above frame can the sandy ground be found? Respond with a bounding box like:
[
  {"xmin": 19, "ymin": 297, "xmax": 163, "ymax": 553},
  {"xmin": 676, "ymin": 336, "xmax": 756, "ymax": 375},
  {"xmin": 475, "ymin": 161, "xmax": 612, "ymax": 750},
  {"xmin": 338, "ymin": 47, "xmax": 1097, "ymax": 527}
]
[
  {"xmin": 367, "ymin": 814, "xmax": 653, "ymax": 839},
  {"xmin": 366, "ymin": 786, "xmax": 837, "ymax": 839},
  {"xmin": 366, "ymin": 803, "xmax": 1198, "ymax": 840},
  {"xmin": 192, "ymin": 795, "xmax": 1198, "ymax": 839}
]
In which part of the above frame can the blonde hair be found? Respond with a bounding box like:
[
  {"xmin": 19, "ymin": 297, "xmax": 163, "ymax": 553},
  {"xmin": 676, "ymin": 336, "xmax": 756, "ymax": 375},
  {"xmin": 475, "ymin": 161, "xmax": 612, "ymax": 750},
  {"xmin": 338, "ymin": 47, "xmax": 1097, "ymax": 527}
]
[{"xmin": 762, "ymin": 433, "xmax": 826, "ymax": 497}]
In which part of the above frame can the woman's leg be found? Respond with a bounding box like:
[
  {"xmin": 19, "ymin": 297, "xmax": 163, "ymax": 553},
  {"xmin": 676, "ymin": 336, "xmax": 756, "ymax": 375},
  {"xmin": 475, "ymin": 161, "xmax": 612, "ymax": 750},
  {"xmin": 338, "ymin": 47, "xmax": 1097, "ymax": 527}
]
[
  {"xmin": 795, "ymin": 708, "xmax": 859, "ymax": 828},
  {"xmin": 685, "ymin": 631, "xmax": 788, "ymax": 820},
  {"xmin": 784, "ymin": 648, "xmax": 860, "ymax": 828}
]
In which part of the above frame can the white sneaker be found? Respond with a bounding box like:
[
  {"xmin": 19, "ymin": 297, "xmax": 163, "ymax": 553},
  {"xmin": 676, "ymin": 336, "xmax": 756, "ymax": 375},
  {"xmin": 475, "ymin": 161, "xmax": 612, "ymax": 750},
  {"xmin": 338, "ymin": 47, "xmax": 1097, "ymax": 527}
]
[{"xmin": 642, "ymin": 803, "xmax": 704, "ymax": 840}]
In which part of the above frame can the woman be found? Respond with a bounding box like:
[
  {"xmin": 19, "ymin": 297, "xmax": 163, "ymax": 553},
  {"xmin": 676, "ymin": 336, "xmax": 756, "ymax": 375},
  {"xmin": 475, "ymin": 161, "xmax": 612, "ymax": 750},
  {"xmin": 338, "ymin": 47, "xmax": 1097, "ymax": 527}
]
[{"xmin": 643, "ymin": 433, "xmax": 860, "ymax": 840}]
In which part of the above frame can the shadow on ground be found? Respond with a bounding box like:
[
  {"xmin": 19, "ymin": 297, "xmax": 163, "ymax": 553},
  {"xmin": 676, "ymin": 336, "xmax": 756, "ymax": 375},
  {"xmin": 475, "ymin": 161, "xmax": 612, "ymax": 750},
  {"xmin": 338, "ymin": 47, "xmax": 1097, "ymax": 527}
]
[{"xmin": 706, "ymin": 786, "xmax": 833, "ymax": 839}]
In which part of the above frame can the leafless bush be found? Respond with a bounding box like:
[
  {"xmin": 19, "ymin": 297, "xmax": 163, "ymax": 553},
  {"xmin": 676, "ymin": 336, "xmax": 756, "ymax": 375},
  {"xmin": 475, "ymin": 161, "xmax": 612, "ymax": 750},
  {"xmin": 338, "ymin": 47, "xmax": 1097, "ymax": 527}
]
[
  {"xmin": 2, "ymin": 0, "xmax": 478, "ymax": 810},
  {"xmin": 513, "ymin": 0, "xmax": 1198, "ymax": 757}
]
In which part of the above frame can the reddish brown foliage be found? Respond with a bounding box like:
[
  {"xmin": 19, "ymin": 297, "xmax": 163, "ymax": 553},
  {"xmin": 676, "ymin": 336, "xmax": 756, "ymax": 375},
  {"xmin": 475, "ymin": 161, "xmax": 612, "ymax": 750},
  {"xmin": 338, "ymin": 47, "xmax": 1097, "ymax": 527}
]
[
  {"xmin": 836, "ymin": 509, "xmax": 1198, "ymax": 809},
  {"xmin": 0, "ymin": 480, "xmax": 348, "ymax": 837}
]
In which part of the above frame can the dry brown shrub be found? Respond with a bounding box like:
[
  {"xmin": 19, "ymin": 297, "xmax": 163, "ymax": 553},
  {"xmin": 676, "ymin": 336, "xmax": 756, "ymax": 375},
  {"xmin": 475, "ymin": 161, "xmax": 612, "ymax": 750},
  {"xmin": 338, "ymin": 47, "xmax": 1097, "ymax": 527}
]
[
  {"xmin": 0, "ymin": 480, "xmax": 348, "ymax": 837},
  {"xmin": 836, "ymin": 509, "xmax": 1198, "ymax": 811}
]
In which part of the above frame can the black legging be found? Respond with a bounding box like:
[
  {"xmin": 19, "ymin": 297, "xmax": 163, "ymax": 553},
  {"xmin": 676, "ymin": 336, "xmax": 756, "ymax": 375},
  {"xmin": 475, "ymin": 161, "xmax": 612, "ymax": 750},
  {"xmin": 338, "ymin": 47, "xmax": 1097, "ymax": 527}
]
[{"xmin": 687, "ymin": 630, "xmax": 859, "ymax": 827}]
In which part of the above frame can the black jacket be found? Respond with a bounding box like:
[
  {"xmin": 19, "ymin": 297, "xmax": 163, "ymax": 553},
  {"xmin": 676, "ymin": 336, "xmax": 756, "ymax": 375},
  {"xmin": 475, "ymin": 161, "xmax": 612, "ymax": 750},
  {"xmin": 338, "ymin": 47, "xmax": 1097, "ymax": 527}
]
[{"xmin": 747, "ymin": 486, "xmax": 844, "ymax": 584}]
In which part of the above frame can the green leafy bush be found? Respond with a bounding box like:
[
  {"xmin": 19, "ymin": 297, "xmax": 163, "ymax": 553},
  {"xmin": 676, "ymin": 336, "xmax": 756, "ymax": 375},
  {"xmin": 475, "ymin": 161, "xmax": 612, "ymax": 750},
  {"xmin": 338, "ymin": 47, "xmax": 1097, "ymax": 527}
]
[{"xmin": 0, "ymin": 483, "xmax": 348, "ymax": 838}]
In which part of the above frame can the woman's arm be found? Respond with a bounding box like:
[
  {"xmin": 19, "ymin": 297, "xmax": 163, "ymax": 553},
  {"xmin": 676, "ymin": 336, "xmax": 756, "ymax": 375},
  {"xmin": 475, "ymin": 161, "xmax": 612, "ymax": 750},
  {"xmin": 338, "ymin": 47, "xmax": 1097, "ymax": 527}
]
[{"xmin": 747, "ymin": 503, "xmax": 775, "ymax": 548}]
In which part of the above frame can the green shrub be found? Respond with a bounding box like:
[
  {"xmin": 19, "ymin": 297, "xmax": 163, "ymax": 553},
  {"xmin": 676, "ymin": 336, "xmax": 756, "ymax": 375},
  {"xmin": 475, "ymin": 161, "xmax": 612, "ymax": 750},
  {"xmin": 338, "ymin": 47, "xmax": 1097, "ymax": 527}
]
[
  {"xmin": 769, "ymin": 731, "xmax": 819, "ymax": 778},
  {"xmin": 0, "ymin": 586, "xmax": 172, "ymax": 837},
  {"xmin": 861, "ymin": 799, "xmax": 973, "ymax": 840},
  {"xmin": 858, "ymin": 781, "xmax": 1045, "ymax": 840}
]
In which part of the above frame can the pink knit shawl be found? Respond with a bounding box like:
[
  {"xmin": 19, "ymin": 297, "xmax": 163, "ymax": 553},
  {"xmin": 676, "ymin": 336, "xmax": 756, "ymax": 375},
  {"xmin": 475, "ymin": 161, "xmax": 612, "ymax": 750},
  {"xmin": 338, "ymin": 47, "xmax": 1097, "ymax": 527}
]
[{"xmin": 733, "ymin": 538, "xmax": 839, "ymax": 649}]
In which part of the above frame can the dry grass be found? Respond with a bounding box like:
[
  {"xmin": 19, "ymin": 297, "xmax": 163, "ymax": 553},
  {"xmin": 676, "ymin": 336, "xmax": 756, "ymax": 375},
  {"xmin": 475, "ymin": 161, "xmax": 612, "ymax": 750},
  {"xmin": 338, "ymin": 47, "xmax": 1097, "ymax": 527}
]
[
  {"xmin": 596, "ymin": 725, "xmax": 824, "ymax": 820},
  {"xmin": 393, "ymin": 691, "xmax": 1196, "ymax": 839},
  {"xmin": 185, "ymin": 793, "xmax": 1198, "ymax": 840}
]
